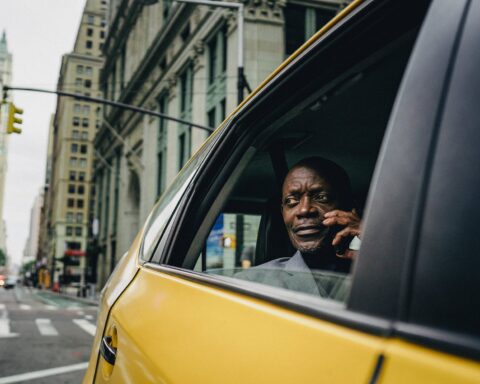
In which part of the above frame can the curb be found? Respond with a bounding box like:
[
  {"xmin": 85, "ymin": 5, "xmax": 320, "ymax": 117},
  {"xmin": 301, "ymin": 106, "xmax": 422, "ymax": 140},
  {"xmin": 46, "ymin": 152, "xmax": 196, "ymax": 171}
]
[{"xmin": 34, "ymin": 289, "xmax": 99, "ymax": 306}]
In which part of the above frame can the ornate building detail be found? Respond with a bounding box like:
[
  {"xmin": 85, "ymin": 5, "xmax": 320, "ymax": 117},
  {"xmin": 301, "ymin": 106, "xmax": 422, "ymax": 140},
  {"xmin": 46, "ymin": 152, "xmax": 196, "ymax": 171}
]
[
  {"xmin": 166, "ymin": 76, "xmax": 178, "ymax": 101},
  {"xmin": 192, "ymin": 40, "xmax": 205, "ymax": 73},
  {"xmin": 244, "ymin": 0, "xmax": 286, "ymax": 23}
]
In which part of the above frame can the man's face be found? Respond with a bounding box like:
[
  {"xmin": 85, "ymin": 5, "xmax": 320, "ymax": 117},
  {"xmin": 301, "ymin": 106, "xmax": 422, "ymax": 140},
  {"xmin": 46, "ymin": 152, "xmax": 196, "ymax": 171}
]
[{"xmin": 281, "ymin": 166, "xmax": 338, "ymax": 254}]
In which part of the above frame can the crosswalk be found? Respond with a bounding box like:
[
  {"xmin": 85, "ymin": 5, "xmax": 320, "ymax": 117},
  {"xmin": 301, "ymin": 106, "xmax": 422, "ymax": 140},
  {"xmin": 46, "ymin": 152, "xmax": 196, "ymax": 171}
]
[{"xmin": 0, "ymin": 302, "xmax": 97, "ymax": 338}]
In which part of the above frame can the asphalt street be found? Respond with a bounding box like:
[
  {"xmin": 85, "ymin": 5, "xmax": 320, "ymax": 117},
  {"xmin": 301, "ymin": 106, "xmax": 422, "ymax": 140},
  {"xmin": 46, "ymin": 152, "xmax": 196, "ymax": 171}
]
[{"xmin": 0, "ymin": 286, "xmax": 98, "ymax": 383}]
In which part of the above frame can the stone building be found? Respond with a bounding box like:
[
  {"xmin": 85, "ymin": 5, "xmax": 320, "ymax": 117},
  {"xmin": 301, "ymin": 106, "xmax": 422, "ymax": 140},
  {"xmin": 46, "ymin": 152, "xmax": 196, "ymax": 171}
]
[
  {"xmin": 0, "ymin": 31, "xmax": 12, "ymax": 255},
  {"xmin": 93, "ymin": 0, "xmax": 346, "ymax": 287},
  {"xmin": 45, "ymin": 0, "xmax": 108, "ymax": 290}
]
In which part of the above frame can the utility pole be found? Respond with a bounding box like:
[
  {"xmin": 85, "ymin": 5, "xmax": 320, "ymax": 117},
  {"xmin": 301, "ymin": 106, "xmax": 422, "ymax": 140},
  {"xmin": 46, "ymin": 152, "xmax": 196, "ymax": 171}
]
[{"xmin": 173, "ymin": 0, "xmax": 251, "ymax": 104}]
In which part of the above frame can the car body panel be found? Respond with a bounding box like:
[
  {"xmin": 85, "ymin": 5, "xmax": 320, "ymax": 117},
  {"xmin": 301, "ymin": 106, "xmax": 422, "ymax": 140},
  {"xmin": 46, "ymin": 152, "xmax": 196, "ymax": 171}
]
[
  {"xmin": 83, "ymin": 231, "xmax": 143, "ymax": 383},
  {"xmin": 95, "ymin": 266, "xmax": 384, "ymax": 383},
  {"xmin": 379, "ymin": 340, "xmax": 480, "ymax": 384}
]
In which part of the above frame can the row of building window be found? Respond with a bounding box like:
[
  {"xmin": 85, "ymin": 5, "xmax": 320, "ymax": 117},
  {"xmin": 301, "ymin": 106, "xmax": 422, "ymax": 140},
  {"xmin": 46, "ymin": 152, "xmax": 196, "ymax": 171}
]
[
  {"xmin": 69, "ymin": 157, "xmax": 88, "ymax": 168},
  {"xmin": 68, "ymin": 184, "xmax": 85, "ymax": 195},
  {"xmin": 67, "ymin": 198, "xmax": 84, "ymax": 209},
  {"xmin": 86, "ymin": 14, "xmax": 106, "ymax": 27},
  {"xmin": 71, "ymin": 143, "xmax": 88, "ymax": 154},
  {"xmin": 72, "ymin": 131, "xmax": 89, "ymax": 140},
  {"xmin": 73, "ymin": 117, "xmax": 90, "ymax": 127},
  {"xmin": 75, "ymin": 78, "xmax": 92, "ymax": 88},
  {"xmin": 86, "ymin": 40, "xmax": 103, "ymax": 50},
  {"xmin": 87, "ymin": 27, "xmax": 105, "ymax": 39},
  {"xmin": 66, "ymin": 226, "xmax": 83, "ymax": 237},
  {"xmin": 66, "ymin": 212, "xmax": 83, "ymax": 223},
  {"xmin": 76, "ymin": 65, "xmax": 94, "ymax": 76},
  {"xmin": 69, "ymin": 171, "xmax": 86, "ymax": 182},
  {"xmin": 74, "ymin": 104, "xmax": 91, "ymax": 115}
]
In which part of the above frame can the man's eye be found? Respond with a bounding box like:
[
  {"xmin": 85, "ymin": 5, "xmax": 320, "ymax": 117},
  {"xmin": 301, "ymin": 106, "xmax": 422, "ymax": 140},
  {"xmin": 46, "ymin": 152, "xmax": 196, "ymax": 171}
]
[
  {"xmin": 284, "ymin": 197, "xmax": 298, "ymax": 206},
  {"xmin": 314, "ymin": 193, "xmax": 330, "ymax": 203}
]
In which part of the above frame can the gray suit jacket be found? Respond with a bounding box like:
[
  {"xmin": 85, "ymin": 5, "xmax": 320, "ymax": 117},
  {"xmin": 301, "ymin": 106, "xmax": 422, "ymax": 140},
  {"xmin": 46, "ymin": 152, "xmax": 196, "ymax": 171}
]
[{"xmin": 235, "ymin": 251, "xmax": 350, "ymax": 301}]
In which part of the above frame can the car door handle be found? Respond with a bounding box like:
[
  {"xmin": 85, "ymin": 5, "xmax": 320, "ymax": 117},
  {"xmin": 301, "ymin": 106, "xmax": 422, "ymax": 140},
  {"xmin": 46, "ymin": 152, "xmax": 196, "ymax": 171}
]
[{"xmin": 100, "ymin": 336, "xmax": 117, "ymax": 365}]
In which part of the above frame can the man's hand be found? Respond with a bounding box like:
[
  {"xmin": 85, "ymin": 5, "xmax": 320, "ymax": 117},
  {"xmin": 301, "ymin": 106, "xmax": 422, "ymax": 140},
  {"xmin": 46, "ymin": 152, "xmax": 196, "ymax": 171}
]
[{"xmin": 322, "ymin": 209, "xmax": 361, "ymax": 259}]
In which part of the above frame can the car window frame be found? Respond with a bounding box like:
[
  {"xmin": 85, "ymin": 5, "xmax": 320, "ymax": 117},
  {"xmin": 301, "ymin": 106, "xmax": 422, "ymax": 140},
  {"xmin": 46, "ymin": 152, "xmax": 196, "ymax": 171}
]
[
  {"xmin": 393, "ymin": 0, "xmax": 480, "ymax": 361},
  {"xmin": 144, "ymin": 0, "xmax": 437, "ymax": 337}
]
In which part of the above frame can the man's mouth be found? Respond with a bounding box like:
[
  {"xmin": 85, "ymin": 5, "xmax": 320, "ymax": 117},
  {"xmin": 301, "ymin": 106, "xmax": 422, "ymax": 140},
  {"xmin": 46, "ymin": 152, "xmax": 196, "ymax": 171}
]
[{"xmin": 293, "ymin": 224, "xmax": 325, "ymax": 236}]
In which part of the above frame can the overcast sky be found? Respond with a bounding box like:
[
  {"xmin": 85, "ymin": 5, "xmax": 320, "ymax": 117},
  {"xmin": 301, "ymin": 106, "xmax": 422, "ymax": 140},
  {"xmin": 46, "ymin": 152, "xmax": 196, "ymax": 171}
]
[{"xmin": 0, "ymin": 0, "xmax": 86, "ymax": 268}]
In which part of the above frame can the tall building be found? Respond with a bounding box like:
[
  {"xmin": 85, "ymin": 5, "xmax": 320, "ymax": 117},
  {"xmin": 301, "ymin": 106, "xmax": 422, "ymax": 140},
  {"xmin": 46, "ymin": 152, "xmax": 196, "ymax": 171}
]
[
  {"xmin": 93, "ymin": 0, "xmax": 346, "ymax": 287},
  {"xmin": 45, "ymin": 0, "xmax": 107, "ymax": 290},
  {"xmin": 0, "ymin": 30, "xmax": 12, "ymax": 255},
  {"xmin": 22, "ymin": 190, "xmax": 43, "ymax": 264}
]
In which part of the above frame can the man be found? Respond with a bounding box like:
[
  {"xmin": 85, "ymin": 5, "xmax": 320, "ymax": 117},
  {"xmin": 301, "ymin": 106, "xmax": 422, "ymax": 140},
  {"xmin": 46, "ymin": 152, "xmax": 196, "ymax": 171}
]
[{"xmin": 236, "ymin": 157, "xmax": 361, "ymax": 300}]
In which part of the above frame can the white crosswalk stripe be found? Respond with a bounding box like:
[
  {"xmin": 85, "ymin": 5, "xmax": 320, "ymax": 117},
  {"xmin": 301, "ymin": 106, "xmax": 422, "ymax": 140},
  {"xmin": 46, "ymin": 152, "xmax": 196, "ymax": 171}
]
[
  {"xmin": 19, "ymin": 304, "xmax": 31, "ymax": 310},
  {"xmin": 35, "ymin": 319, "xmax": 59, "ymax": 336},
  {"xmin": 0, "ymin": 304, "xmax": 18, "ymax": 338},
  {"xmin": 44, "ymin": 305, "xmax": 57, "ymax": 311},
  {"xmin": 73, "ymin": 319, "xmax": 96, "ymax": 336}
]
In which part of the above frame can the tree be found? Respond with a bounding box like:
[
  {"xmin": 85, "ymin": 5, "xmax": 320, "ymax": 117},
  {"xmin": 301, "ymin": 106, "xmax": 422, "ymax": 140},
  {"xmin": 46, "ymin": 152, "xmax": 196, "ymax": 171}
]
[{"xmin": 0, "ymin": 249, "xmax": 6, "ymax": 267}]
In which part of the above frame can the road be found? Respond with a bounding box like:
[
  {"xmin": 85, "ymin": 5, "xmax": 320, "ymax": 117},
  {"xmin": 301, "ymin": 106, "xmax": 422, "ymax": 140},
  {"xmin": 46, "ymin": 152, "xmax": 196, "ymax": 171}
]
[{"xmin": 0, "ymin": 286, "xmax": 98, "ymax": 383}]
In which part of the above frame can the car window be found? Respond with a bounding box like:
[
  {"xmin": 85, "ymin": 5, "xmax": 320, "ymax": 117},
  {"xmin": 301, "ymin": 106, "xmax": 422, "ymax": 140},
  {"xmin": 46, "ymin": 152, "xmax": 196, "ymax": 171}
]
[
  {"xmin": 163, "ymin": 1, "xmax": 432, "ymax": 307},
  {"xmin": 177, "ymin": 35, "xmax": 421, "ymax": 304}
]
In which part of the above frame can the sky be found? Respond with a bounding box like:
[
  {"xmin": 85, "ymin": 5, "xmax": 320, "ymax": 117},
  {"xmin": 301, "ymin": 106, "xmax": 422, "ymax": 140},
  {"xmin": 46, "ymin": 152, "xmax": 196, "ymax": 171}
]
[{"xmin": 0, "ymin": 0, "xmax": 86, "ymax": 268}]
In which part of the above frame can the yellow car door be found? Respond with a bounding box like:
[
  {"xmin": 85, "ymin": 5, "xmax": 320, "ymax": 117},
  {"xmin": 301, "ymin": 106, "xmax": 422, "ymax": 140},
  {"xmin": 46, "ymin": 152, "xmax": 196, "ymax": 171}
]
[{"xmin": 95, "ymin": 266, "xmax": 386, "ymax": 383}]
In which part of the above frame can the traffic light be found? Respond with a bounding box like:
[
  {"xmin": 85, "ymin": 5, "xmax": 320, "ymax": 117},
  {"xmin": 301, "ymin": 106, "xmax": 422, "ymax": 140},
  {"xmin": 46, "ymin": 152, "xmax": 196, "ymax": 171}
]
[{"xmin": 7, "ymin": 102, "xmax": 23, "ymax": 134}]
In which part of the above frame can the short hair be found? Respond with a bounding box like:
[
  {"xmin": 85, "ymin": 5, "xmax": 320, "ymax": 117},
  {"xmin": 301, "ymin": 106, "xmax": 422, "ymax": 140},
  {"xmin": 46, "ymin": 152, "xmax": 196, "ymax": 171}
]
[{"xmin": 287, "ymin": 157, "xmax": 354, "ymax": 211}]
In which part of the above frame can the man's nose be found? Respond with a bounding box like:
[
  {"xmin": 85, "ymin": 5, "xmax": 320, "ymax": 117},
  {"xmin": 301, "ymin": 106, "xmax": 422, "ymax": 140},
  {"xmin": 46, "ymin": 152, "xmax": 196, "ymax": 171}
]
[{"xmin": 296, "ymin": 197, "xmax": 318, "ymax": 217}]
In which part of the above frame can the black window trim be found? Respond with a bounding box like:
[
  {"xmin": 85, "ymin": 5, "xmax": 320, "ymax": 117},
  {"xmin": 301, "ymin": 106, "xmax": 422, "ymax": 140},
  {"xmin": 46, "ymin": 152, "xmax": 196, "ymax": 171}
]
[{"xmin": 395, "ymin": 322, "xmax": 480, "ymax": 362}]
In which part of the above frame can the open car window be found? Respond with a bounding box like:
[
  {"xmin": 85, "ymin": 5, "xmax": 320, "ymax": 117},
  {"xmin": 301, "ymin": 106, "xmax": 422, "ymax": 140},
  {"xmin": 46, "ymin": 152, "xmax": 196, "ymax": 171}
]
[{"xmin": 165, "ymin": 1, "xmax": 432, "ymax": 305}]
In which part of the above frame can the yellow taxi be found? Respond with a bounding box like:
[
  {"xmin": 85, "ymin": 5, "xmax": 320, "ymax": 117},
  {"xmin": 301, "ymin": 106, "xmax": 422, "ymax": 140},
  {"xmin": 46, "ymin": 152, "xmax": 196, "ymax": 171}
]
[{"xmin": 84, "ymin": 0, "xmax": 480, "ymax": 382}]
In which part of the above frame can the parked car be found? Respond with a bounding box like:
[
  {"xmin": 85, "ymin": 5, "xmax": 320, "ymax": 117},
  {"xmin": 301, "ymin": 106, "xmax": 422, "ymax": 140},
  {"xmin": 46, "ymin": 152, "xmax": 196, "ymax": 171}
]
[
  {"xmin": 84, "ymin": 0, "xmax": 480, "ymax": 382},
  {"xmin": 4, "ymin": 276, "xmax": 17, "ymax": 290}
]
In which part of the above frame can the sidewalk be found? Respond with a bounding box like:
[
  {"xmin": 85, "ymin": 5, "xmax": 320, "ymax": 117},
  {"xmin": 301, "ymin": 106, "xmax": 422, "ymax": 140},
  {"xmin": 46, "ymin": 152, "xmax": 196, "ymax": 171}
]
[{"xmin": 33, "ymin": 287, "xmax": 99, "ymax": 307}]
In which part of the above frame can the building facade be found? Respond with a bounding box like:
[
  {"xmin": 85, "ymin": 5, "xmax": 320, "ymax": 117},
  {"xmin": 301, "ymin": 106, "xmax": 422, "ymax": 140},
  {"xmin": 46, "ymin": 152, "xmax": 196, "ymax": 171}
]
[
  {"xmin": 22, "ymin": 190, "xmax": 43, "ymax": 264},
  {"xmin": 0, "ymin": 31, "xmax": 12, "ymax": 256},
  {"xmin": 93, "ymin": 0, "xmax": 346, "ymax": 288},
  {"xmin": 45, "ymin": 0, "xmax": 107, "ymax": 290}
]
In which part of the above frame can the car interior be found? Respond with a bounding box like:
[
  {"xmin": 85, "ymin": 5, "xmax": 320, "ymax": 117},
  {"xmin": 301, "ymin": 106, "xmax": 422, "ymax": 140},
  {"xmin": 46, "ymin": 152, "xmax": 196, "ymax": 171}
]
[{"xmin": 190, "ymin": 36, "xmax": 415, "ymax": 278}]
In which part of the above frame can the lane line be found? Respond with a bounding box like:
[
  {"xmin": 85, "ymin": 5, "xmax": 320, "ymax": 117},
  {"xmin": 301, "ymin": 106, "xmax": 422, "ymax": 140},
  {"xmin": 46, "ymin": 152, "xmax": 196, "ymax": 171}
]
[
  {"xmin": 73, "ymin": 319, "xmax": 96, "ymax": 336},
  {"xmin": 0, "ymin": 319, "xmax": 19, "ymax": 338},
  {"xmin": 35, "ymin": 319, "xmax": 59, "ymax": 336},
  {"xmin": 19, "ymin": 304, "xmax": 31, "ymax": 310},
  {"xmin": 0, "ymin": 362, "xmax": 88, "ymax": 384},
  {"xmin": 0, "ymin": 306, "xmax": 18, "ymax": 338}
]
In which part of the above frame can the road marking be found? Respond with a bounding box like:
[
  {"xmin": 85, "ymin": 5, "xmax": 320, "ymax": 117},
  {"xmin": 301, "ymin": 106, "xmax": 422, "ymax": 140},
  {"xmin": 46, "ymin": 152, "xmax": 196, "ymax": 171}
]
[
  {"xmin": 35, "ymin": 319, "xmax": 59, "ymax": 336},
  {"xmin": 19, "ymin": 304, "xmax": 31, "ymax": 310},
  {"xmin": 0, "ymin": 362, "xmax": 88, "ymax": 384},
  {"xmin": 0, "ymin": 306, "xmax": 18, "ymax": 338},
  {"xmin": 0, "ymin": 319, "xmax": 19, "ymax": 338},
  {"xmin": 77, "ymin": 310, "xmax": 85, "ymax": 316},
  {"xmin": 45, "ymin": 305, "xmax": 57, "ymax": 310},
  {"xmin": 73, "ymin": 319, "xmax": 96, "ymax": 336},
  {"xmin": 85, "ymin": 314, "xmax": 94, "ymax": 320},
  {"xmin": 0, "ymin": 304, "xmax": 5, "ymax": 310}
]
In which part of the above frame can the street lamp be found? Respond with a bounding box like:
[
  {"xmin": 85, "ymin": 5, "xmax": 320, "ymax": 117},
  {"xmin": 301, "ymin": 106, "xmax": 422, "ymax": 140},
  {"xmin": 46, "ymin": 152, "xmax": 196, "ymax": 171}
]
[{"xmin": 173, "ymin": 0, "xmax": 250, "ymax": 104}]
